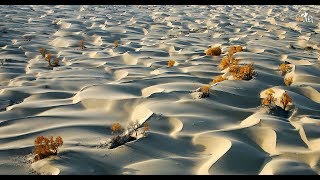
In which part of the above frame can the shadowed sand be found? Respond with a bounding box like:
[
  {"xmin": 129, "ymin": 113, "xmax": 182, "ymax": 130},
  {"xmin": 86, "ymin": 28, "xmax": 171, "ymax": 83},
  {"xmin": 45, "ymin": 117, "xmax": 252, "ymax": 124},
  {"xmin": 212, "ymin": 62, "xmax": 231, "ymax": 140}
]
[{"xmin": 0, "ymin": 5, "xmax": 320, "ymax": 175}]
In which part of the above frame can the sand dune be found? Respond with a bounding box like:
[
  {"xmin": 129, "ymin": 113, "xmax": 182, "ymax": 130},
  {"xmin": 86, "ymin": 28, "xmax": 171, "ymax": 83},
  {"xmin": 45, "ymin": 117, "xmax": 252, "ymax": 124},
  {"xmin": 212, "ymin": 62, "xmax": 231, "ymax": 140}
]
[{"xmin": 0, "ymin": 5, "xmax": 320, "ymax": 175}]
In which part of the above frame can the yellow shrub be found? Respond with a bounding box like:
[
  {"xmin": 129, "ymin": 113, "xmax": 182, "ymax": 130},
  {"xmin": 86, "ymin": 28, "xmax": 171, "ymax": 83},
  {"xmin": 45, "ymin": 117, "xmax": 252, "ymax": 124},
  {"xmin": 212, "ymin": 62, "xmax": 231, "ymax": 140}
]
[
  {"xmin": 39, "ymin": 48, "xmax": 46, "ymax": 58},
  {"xmin": 229, "ymin": 64, "xmax": 256, "ymax": 80},
  {"xmin": 45, "ymin": 53, "xmax": 52, "ymax": 62},
  {"xmin": 114, "ymin": 41, "xmax": 119, "ymax": 48},
  {"xmin": 280, "ymin": 91, "xmax": 292, "ymax": 110},
  {"xmin": 219, "ymin": 54, "xmax": 239, "ymax": 70},
  {"xmin": 168, "ymin": 60, "xmax": 175, "ymax": 67},
  {"xmin": 79, "ymin": 40, "xmax": 85, "ymax": 50},
  {"xmin": 284, "ymin": 77, "xmax": 293, "ymax": 86},
  {"xmin": 279, "ymin": 63, "xmax": 292, "ymax": 76},
  {"xmin": 111, "ymin": 122, "xmax": 123, "ymax": 134},
  {"xmin": 33, "ymin": 136, "xmax": 63, "ymax": 162},
  {"xmin": 205, "ymin": 46, "xmax": 222, "ymax": 56},
  {"xmin": 211, "ymin": 75, "xmax": 226, "ymax": 84}
]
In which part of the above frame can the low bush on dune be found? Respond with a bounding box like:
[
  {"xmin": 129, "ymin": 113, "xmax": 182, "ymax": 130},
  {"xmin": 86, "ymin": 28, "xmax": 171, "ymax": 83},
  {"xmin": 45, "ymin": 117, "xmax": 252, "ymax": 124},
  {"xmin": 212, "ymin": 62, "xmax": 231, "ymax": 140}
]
[
  {"xmin": 205, "ymin": 46, "xmax": 222, "ymax": 56},
  {"xmin": 211, "ymin": 75, "xmax": 226, "ymax": 84},
  {"xmin": 45, "ymin": 53, "xmax": 52, "ymax": 62},
  {"xmin": 79, "ymin": 40, "xmax": 85, "ymax": 50},
  {"xmin": 261, "ymin": 88, "xmax": 277, "ymax": 108},
  {"xmin": 114, "ymin": 41, "xmax": 119, "ymax": 48},
  {"xmin": 279, "ymin": 62, "xmax": 292, "ymax": 76},
  {"xmin": 105, "ymin": 120, "xmax": 152, "ymax": 149},
  {"xmin": 201, "ymin": 85, "xmax": 210, "ymax": 97},
  {"xmin": 44, "ymin": 53, "xmax": 60, "ymax": 67},
  {"xmin": 261, "ymin": 89, "xmax": 293, "ymax": 117},
  {"xmin": 280, "ymin": 91, "xmax": 293, "ymax": 110},
  {"xmin": 33, "ymin": 136, "xmax": 63, "ymax": 162},
  {"xmin": 229, "ymin": 64, "xmax": 256, "ymax": 80},
  {"xmin": 229, "ymin": 45, "xmax": 243, "ymax": 55},
  {"xmin": 219, "ymin": 53, "xmax": 239, "ymax": 70},
  {"xmin": 191, "ymin": 84, "xmax": 211, "ymax": 99},
  {"xmin": 284, "ymin": 76, "xmax": 293, "ymax": 86},
  {"xmin": 38, "ymin": 48, "xmax": 47, "ymax": 58},
  {"xmin": 167, "ymin": 60, "xmax": 175, "ymax": 67}
]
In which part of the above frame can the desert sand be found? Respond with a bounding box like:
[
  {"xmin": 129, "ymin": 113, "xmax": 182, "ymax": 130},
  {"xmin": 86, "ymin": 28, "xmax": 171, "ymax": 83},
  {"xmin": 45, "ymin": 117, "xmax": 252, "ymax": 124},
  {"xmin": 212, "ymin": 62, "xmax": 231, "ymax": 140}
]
[{"xmin": 0, "ymin": 5, "xmax": 320, "ymax": 175}]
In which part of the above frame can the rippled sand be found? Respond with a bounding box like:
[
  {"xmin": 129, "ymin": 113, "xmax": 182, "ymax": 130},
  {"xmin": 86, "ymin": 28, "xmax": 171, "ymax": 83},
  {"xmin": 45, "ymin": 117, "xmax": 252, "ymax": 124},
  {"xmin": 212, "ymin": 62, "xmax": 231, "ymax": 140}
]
[{"xmin": 0, "ymin": 5, "xmax": 320, "ymax": 175}]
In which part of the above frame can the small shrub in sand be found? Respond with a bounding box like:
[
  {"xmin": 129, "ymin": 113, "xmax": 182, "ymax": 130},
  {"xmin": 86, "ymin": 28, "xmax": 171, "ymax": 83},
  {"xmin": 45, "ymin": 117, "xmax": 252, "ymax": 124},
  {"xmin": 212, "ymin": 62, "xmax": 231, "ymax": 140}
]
[
  {"xmin": 201, "ymin": 85, "xmax": 210, "ymax": 98},
  {"xmin": 39, "ymin": 48, "xmax": 47, "ymax": 58},
  {"xmin": 211, "ymin": 75, "xmax": 226, "ymax": 84},
  {"xmin": 168, "ymin": 60, "xmax": 175, "ymax": 67},
  {"xmin": 114, "ymin": 41, "xmax": 119, "ymax": 48},
  {"xmin": 105, "ymin": 118, "xmax": 156, "ymax": 149},
  {"xmin": 219, "ymin": 54, "xmax": 239, "ymax": 70},
  {"xmin": 205, "ymin": 46, "xmax": 222, "ymax": 56},
  {"xmin": 279, "ymin": 62, "xmax": 292, "ymax": 76},
  {"xmin": 33, "ymin": 136, "xmax": 63, "ymax": 162},
  {"xmin": 280, "ymin": 91, "xmax": 292, "ymax": 110},
  {"xmin": 50, "ymin": 58, "xmax": 60, "ymax": 67},
  {"xmin": 229, "ymin": 64, "xmax": 256, "ymax": 80},
  {"xmin": 111, "ymin": 122, "xmax": 123, "ymax": 134},
  {"xmin": 284, "ymin": 77, "xmax": 293, "ymax": 86},
  {"xmin": 45, "ymin": 53, "xmax": 52, "ymax": 62},
  {"xmin": 142, "ymin": 122, "xmax": 150, "ymax": 136},
  {"xmin": 261, "ymin": 88, "xmax": 277, "ymax": 107},
  {"xmin": 229, "ymin": 45, "xmax": 243, "ymax": 55},
  {"xmin": 79, "ymin": 40, "xmax": 85, "ymax": 50}
]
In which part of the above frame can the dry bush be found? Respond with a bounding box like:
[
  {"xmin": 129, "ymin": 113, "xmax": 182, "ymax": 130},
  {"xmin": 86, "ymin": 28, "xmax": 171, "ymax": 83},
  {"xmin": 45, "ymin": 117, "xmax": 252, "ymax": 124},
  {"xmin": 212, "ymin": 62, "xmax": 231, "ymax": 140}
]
[
  {"xmin": 79, "ymin": 40, "xmax": 85, "ymax": 50},
  {"xmin": 219, "ymin": 54, "xmax": 239, "ymax": 70},
  {"xmin": 50, "ymin": 58, "xmax": 60, "ymax": 67},
  {"xmin": 127, "ymin": 121, "xmax": 140, "ymax": 137},
  {"xmin": 200, "ymin": 85, "xmax": 211, "ymax": 98},
  {"xmin": 279, "ymin": 63, "xmax": 292, "ymax": 76},
  {"xmin": 168, "ymin": 60, "xmax": 175, "ymax": 67},
  {"xmin": 142, "ymin": 122, "xmax": 150, "ymax": 136},
  {"xmin": 45, "ymin": 53, "xmax": 52, "ymax": 62},
  {"xmin": 229, "ymin": 45, "xmax": 243, "ymax": 55},
  {"xmin": 284, "ymin": 77, "xmax": 293, "ymax": 86},
  {"xmin": 111, "ymin": 122, "xmax": 123, "ymax": 134},
  {"xmin": 33, "ymin": 136, "xmax": 63, "ymax": 162},
  {"xmin": 230, "ymin": 64, "xmax": 256, "ymax": 80},
  {"xmin": 114, "ymin": 41, "xmax": 119, "ymax": 48},
  {"xmin": 205, "ymin": 46, "xmax": 222, "ymax": 56},
  {"xmin": 211, "ymin": 75, "xmax": 226, "ymax": 84},
  {"xmin": 261, "ymin": 88, "xmax": 276, "ymax": 107},
  {"xmin": 280, "ymin": 91, "xmax": 292, "ymax": 110},
  {"xmin": 39, "ymin": 48, "xmax": 46, "ymax": 58}
]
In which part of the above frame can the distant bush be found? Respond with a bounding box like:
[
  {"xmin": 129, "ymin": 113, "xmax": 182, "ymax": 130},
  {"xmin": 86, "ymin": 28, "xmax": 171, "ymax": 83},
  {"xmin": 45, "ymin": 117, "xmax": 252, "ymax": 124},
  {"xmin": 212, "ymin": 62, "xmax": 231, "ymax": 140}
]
[
  {"xmin": 79, "ymin": 40, "xmax": 85, "ymax": 50},
  {"xmin": 39, "ymin": 48, "xmax": 47, "ymax": 58},
  {"xmin": 45, "ymin": 53, "xmax": 52, "ymax": 62},
  {"xmin": 142, "ymin": 122, "xmax": 150, "ymax": 136},
  {"xmin": 168, "ymin": 60, "xmax": 175, "ymax": 67},
  {"xmin": 284, "ymin": 77, "xmax": 293, "ymax": 86},
  {"xmin": 205, "ymin": 46, "xmax": 222, "ymax": 56},
  {"xmin": 229, "ymin": 64, "xmax": 256, "ymax": 80},
  {"xmin": 114, "ymin": 41, "xmax": 119, "ymax": 48},
  {"xmin": 261, "ymin": 88, "xmax": 276, "ymax": 107},
  {"xmin": 111, "ymin": 122, "xmax": 123, "ymax": 134},
  {"xmin": 280, "ymin": 91, "xmax": 292, "ymax": 110},
  {"xmin": 219, "ymin": 54, "xmax": 239, "ymax": 70},
  {"xmin": 229, "ymin": 45, "xmax": 243, "ymax": 55},
  {"xmin": 33, "ymin": 136, "xmax": 63, "ymax": 162},
  {"xmin": 279, "ymin": 62, "xmax": 292, "ymax": 76},
  {"xmin": 211, "ymin": 75, "xmax": 226, "ymax": 84},
  {"xmin": 104, "ymin": 118, "xmax": 156, "ymax": 149}
]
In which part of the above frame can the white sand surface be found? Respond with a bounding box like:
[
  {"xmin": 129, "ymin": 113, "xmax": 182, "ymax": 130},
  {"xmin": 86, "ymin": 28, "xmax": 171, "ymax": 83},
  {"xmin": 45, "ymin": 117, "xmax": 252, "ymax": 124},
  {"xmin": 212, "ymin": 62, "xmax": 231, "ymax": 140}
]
[{"xmin": 0, "ymin": 5, "xmax": 320, "ymax": 175}]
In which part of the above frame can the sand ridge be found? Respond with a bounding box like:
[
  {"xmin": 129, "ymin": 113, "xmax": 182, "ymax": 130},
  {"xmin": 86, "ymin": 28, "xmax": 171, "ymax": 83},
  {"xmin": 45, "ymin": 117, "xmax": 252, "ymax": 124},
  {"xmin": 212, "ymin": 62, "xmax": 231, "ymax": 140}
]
[{"xmin": 0, "ymin": 5, "xmax": 320, "ymax": 175}]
